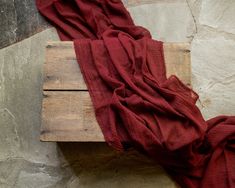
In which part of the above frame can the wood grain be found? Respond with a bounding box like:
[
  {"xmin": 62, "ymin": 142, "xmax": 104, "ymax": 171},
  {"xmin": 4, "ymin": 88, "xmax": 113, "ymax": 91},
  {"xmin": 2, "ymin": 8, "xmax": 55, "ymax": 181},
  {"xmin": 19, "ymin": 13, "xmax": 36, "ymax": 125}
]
[
  {"xmin": 43, "ymin": 42, "xmax": 86, "ymax": 90},
  {"xmin": 41, "ymin": 41, "xmax": 191, "ymax": 142},
  {"xmin": 164, "ymin": 43, "xmax": 191, "ymax": 87},
  {"xmin": 41, "ymin": 91, "xmax": 103, "ymax": 141}
]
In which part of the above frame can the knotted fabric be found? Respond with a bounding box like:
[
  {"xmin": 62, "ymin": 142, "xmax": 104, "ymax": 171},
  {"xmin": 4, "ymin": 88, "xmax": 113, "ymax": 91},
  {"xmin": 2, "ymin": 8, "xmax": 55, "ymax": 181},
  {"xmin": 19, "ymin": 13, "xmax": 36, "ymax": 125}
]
[{"xmin": 36, "ymin": 0, "xmax": 235, "ymax": 187}]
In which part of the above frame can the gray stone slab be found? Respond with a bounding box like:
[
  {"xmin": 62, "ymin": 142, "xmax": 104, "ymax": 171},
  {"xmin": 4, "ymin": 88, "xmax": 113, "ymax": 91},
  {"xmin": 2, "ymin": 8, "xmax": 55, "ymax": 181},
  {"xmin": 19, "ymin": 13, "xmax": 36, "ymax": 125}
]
[
  {"xmin": 0, "ymin": 0, "xmax": 49, "ymax": 49},
  {"xmin": 0, "ymin": 28, "xmax": 59, "ymax": 164},
  {"xmin": 127, "ymin": 0, "xmax": 196, "ymax": 42},
  {"xmin": 199, "ymin": 0, "xmax": 235, "ymax": 34},
  {"xmin": 192, "ymin": 36, "xmax": 235, "ymax": 119}
]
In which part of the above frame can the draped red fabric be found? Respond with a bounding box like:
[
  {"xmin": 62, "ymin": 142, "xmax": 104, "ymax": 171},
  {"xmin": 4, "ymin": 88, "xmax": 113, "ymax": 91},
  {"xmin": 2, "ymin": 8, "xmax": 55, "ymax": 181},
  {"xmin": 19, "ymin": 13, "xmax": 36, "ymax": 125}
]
[{"xmin": 36, "ymin": 0, "xmax": 235, "ymax": 187}]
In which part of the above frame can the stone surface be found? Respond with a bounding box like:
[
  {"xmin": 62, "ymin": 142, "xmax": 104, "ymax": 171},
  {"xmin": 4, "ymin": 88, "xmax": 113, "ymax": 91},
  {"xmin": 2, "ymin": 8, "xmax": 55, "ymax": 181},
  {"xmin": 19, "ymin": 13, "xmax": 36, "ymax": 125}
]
[
  {"xmin": 0, "ymin": 0, "xmax": 235, "ymax": 187},
  {"xmin": 127, "ymin": 0, "xmax": 196, "ymax": 42},
  {"xmin": 0, "ymin": 0, "xmax": 49, "ymax": 49},
  {"xmin": 199, "ymin": 0, "xmax": 235, "ymax": 35},
  {"xmin": 192, "ymin": 36, "xmax": 235, "ymax": 119},
  {"xmin": 0, "ymin": 28, "xmax": 61, "ymax": 166}
]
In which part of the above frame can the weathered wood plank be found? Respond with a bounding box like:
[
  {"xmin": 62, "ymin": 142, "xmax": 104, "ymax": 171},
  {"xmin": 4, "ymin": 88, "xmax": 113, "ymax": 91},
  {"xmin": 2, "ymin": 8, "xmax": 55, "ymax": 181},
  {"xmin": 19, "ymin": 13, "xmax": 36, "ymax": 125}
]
[
  {"xmin": 43, "ymin": 42, "xmax": 86, "ymax": 90},
  {"xmin": 164, "ymin": 43, "xmax": 191, "ymax": 87},
  {"xmin": 43, "ymin": 42, "xmax": 191, "ymax": 90},
  {"xmin": 41, "ymin": 91, "xmax": 103, "ymax": 142}
]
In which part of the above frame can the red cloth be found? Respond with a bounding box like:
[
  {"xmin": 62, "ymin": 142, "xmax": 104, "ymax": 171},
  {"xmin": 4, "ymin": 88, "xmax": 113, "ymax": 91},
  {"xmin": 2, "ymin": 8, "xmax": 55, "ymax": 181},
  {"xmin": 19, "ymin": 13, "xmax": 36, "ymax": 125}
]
[{"xmin": 36, "ymin": 0, "xmax": 235, "ymax": 187}]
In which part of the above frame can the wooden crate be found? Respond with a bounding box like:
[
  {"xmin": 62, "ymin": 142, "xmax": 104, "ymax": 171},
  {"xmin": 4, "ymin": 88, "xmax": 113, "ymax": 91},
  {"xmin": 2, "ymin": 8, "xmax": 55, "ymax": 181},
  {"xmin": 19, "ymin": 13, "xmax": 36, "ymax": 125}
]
[{"xmin": 41, "ymin": 42, "xmax": 191, "ymax": 142}]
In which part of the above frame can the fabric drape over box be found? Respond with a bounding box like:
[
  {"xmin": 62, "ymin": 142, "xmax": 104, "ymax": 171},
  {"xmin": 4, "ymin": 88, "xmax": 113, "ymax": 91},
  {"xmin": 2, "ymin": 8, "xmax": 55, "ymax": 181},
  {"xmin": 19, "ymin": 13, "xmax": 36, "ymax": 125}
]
[{"xmin": 36, "ymin": 0, "xmax": 235, "ymax": 187}]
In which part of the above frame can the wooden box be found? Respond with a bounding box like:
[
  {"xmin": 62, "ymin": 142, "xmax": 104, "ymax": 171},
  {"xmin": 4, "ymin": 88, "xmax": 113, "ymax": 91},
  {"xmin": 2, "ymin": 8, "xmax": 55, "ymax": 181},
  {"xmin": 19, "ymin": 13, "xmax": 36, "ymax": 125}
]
[{"xmin": 41, "ymin": 42, "xmax": 191, "ymax": 142}]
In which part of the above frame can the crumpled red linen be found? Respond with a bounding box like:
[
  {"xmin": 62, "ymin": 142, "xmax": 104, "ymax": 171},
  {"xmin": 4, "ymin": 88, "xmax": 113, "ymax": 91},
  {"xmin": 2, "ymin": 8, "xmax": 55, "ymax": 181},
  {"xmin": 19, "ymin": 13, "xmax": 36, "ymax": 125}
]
[{"xmin": 36, "ymin": 0, "xmax": 235, "ymax": 187}]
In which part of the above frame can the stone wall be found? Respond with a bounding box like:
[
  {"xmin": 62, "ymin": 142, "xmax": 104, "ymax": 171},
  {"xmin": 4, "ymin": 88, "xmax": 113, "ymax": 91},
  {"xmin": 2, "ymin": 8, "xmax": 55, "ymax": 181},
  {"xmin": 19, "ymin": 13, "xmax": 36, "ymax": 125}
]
[{"xmin": 0, "ymin": 0, "xmax": 234, "ymax": 187}]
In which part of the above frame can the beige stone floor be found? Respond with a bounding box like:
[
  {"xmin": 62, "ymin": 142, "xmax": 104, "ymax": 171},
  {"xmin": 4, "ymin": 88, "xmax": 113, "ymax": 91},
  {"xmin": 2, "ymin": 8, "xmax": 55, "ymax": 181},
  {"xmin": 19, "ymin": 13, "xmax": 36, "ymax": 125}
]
[{"xmin": 0, "ymin": 0, "xmax": 235, "ymax": 187}]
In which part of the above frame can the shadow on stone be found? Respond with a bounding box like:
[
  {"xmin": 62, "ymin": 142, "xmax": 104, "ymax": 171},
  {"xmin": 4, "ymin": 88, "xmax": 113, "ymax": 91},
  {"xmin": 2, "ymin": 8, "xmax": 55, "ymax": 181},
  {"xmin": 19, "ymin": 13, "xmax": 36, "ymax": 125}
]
[{"xmin": 57, "ymin": 142, "xmax": 176, "ymax": 187}]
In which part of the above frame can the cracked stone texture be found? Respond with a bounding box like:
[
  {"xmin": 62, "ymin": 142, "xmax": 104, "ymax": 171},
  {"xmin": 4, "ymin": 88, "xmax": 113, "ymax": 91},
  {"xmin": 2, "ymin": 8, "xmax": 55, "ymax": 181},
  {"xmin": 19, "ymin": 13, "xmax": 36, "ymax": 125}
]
[{"xmin": 0, "ymin": 0, "xmax": 235, "ymax": 187}]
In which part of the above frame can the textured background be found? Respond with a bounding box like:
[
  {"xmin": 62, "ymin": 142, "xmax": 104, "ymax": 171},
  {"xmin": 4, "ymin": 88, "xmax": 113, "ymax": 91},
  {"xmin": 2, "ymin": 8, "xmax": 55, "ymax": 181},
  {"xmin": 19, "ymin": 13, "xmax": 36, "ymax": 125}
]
[{"xmin": 0, "ymin": 0, "xmax": 235, "ymax": 187}]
